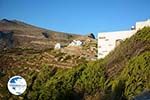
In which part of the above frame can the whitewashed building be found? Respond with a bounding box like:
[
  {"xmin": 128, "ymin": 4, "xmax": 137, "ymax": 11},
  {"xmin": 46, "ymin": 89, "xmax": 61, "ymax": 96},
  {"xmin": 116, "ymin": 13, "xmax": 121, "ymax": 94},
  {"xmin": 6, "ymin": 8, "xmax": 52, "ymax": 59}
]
[
  {"xmin": 68, "ymin": 40, "xmax": 82, "ymax": 47},
  {"xmin": 54, "ymin": 43, "xmax": 61, "ymax": 50},
  {"xmin": 98, "ymin": 19, "xmax": 150, "ymax": 59}
]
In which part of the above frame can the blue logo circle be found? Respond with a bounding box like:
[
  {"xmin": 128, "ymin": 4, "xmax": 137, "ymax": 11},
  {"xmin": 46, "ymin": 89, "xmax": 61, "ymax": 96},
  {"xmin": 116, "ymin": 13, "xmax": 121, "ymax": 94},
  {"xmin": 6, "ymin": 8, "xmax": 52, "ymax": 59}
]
[{"xmin": 7, "ymin": 76, "xmax": 27, "ymax": 95}]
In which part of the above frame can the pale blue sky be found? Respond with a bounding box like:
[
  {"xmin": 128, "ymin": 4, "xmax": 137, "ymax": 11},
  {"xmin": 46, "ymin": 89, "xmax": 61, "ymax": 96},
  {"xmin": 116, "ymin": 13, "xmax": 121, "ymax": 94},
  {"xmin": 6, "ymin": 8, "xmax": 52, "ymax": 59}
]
[{"xmin": 0, "ymin": 0, "xmax": 150, "ymax": 36}]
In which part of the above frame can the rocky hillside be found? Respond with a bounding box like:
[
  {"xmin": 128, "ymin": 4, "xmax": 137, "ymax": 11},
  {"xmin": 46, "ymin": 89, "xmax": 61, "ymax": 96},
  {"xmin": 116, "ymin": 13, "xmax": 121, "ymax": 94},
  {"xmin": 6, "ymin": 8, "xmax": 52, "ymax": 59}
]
[
  {"xmin": 22, "ymin": 27, "xmax": 149, "ymax": 100},
  {"xmin": 0, "ymin": 19, "xmax": 97, "ymax": 99},
  {"xmin": 0, "ymin": 19, "xmax": 89, "ymax": 50},
  {"xmin": 1, "ymin": 19, "xmax": 149, "ymax": 100},
  {"xmin": 0, "ymin": 25, "xmax": 149, "ymax": 100},
  {"xmin": 0, "ymin": 19, "xmax": 97, "ymax": 59}
]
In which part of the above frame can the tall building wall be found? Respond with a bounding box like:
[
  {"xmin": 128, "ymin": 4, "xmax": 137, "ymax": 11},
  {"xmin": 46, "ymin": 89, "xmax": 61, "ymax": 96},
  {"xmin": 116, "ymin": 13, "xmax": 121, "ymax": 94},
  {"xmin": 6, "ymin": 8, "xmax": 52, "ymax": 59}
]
[
  {"xmin": 98, "ymin": 19, "xmax": 150, "ymax": 59},
  {"xmin": 98, "ymin": 30, "xmax": 136, "ymax": 59}
]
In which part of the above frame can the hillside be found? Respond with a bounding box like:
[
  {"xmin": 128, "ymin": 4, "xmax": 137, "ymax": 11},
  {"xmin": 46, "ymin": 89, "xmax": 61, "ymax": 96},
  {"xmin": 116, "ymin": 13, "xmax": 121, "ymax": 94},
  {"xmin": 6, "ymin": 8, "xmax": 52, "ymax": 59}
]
[
  {"xmin": 0, "ymin": 18, "xmax": 97, "ymax": 59},
  {"xmin": 0, "ymin": 19, "xmax": 97, "ymax": 99},
  {"xmin": 0, "ymin": 26, "xmax": 149, "ymax": 100},
  {"xmin": 22, "ymin": 27, "xmax": 149, "ymax": 100},
  {"xmin": 0, "ymin": 19, "xmax": 88, "ymax": 50}
]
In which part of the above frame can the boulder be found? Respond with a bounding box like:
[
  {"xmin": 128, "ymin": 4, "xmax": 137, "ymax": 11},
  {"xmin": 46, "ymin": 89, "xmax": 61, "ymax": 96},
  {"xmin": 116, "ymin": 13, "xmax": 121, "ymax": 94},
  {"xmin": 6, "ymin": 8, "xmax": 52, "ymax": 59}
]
[
  {"xmin": 87, "ymin": 33, "xmax": 95, "ymax": 39},
  {"xmin": 133, "ymin": 91, "xmax": 150, "ymax": 100},
  {"xmin": 42, "ymin": 32, "xmax": 49, "ymax": 38}
]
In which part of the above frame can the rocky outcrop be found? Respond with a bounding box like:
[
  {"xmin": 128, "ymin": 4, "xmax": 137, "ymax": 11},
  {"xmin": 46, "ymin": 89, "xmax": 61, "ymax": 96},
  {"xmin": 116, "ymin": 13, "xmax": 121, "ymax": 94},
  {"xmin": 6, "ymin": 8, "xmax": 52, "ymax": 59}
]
[
  {"xmin": 87, "ymin": 33, "xmax": 95, "ymax": 39},
  {"xmin": 133, "ymin": 91, "xmax": 150, "ymax": 100},
  {"xmin": 42, "ymin": 32, "xmax": 50, "ymax": 38},
  {"xmin": 0, "ymin": 31, "xmax": 14, "ymax": 49}
]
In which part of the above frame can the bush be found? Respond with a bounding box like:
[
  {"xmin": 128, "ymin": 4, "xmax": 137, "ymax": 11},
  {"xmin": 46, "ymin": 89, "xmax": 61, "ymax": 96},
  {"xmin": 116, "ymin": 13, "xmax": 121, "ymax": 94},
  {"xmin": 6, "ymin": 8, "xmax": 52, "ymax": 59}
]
[
  {"xmin": 27, "ymin": 65, "xmax": 57, "ymax": 100},
  {"xmin": 121, "ymin": 52, "xmax": 150, "ymax": 99},
  {"xmin": 74, "ymin": 60, "xmax": 106, "ymax": 94},
  {"xmin": 24, "ymin": 27, "xmax": 150, "ymax": 100},
  {"xmin": 38, "ymin": 65, "xmax": 85, "ymax": 100}
]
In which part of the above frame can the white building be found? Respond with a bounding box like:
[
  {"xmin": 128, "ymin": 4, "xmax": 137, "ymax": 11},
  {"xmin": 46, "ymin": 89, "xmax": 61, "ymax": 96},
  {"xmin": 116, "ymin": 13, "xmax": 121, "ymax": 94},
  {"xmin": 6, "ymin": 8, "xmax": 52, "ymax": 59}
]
[
  {"xmin": 98, "ymin": 19, "xmax": 150, "ymax": 59},
  {"xmin": 68, "ymin": 40, "xmax": 82, "ymax": 47},
  {"xmin": 54, "ymin": 43, "xmax": 61, "ymax": 50}
]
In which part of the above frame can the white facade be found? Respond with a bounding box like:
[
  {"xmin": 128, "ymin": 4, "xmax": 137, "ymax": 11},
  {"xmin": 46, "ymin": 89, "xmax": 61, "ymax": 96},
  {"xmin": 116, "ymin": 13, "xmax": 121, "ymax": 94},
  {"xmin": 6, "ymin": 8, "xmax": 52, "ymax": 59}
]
[{"xmin": 98, "ymin": 19, "xmax": 150, "ymax": 59}]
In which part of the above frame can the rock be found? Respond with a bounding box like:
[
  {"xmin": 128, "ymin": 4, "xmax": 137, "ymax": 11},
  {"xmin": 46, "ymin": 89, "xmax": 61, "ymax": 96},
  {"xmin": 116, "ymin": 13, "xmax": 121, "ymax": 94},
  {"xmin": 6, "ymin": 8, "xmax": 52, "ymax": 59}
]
[
  {"xmin": 133, "ymin": 90, "xmax": 150, "ymax": 100},
  {"xmin": 87, "ymin": 33, "xmax": 95, "ymax": 39},
  {"xmin": 0, "ymin": 31, "xmax": 14, "ymax": 49},
  {"xmin": 42, "ymin": 32, "xmax": 49, "ymax": 38}
]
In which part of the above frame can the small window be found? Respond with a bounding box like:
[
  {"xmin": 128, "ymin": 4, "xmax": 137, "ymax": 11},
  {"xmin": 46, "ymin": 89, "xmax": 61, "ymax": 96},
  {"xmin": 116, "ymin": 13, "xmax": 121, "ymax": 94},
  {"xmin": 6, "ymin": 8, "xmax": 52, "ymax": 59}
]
[
  {"xmin": 102, "ymin": 51, "xmax": 107, "ymax": 52},
  {"xmin": 105, "ymin": 39, "xmax": 109, "ymax": 41},
  {"xmin": 99, "ymin": 53, "xmax": 103, "ymax": 55},
  {"xmin": 99, "ymin": 37, "xmax": 106, "ymax": 39},
  {"xmin": 108, "ymin": 44, "xmax": 112, "ymax": 46}
]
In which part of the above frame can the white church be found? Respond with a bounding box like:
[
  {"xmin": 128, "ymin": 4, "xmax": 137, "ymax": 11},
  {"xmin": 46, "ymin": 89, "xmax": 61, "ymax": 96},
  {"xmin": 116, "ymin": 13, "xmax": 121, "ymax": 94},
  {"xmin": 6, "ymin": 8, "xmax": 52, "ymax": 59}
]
[{"xmin": 98, "ymin": 19, "xmax": 150, "ymax": 59}]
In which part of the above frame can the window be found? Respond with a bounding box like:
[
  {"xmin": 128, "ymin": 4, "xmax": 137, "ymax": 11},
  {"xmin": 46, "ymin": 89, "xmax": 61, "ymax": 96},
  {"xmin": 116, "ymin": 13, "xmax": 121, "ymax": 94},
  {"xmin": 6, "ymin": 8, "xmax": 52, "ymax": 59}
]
[
  {"xmin": 99, "ymin": 53, "xmax": 103, "ymax": 55},
  {"xmin": 105, "ymin": 39, "xmax": 109, "ymax": 41},
  {"xmin": 99, "ymin": 36, "xmax": 106, "ymax": 39},
  {"xmin": 98, "ymin": 46, "xmax": 101, "ymax": 48},
  {"xmin": 108, "ymin": 44, "xmax": 112, "ymax": 46}
]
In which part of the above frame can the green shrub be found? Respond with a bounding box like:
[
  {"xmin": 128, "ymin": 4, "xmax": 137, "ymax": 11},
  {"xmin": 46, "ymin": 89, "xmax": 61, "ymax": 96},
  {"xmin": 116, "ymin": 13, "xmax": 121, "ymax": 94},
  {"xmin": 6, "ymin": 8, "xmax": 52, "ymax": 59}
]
[
  {"xmin": 38, "ymin": 65, "xmax": 85, "ymax": 100},
  {"xmin": 74, "ymin": 60, "xmax": 106, "ymax": 94},
  {"xmin": 23, "ymin": 27, "xmax": 150, "ymax": 100},
  {"xmin": 27, "ymin": 65, "xmax": 57, "ymax": 100},
  {"xmin": 121, "ymin": 52, "xmax": 150, "ymax": 99}
]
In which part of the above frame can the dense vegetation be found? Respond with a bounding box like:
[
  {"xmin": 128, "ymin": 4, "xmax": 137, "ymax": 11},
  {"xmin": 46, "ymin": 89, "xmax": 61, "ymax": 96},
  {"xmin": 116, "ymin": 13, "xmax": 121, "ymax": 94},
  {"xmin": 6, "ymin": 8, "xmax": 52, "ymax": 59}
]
[{"xmin": 0, "ymin": 27, "xmax": 150, "ymax": 100}]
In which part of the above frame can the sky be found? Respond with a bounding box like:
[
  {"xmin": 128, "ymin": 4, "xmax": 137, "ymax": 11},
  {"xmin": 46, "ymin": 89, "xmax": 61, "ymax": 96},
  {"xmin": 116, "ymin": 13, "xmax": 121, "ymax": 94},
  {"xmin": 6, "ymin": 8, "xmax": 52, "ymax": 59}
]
[{"xmin": 0, "ymin": 0, "xmax": 150, "ymax": 36}]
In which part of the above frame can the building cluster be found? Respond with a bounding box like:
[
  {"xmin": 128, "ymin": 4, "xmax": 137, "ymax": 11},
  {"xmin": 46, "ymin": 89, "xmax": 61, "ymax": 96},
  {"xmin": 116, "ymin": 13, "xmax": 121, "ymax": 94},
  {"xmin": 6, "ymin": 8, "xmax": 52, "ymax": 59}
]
[
  {"xmin": 54, "ymin": 40, "xmax": 82, "ymax": 50},
  {"xmin": 68, "ymin": 40, "xmax": 82, "ymax": 47}
]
